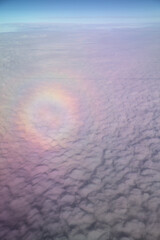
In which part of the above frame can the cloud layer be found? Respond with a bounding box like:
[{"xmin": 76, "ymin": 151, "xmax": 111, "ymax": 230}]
[{"xmin": 0, "ymin": 24, "xmax": 160, "ymax": 240}]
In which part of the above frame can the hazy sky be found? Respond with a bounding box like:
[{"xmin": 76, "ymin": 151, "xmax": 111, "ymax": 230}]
[{"xmin": 0, "ymin": 0, "xmax": 160, "ymax": 24}]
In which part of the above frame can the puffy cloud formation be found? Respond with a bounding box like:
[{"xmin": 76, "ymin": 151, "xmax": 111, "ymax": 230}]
[{"xmin": 0, "ymin": 24, "xmax": 160, "ymax": 240}]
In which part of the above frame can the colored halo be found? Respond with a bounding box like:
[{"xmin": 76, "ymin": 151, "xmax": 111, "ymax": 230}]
[{"xmin": 18, "ymin": 84, "xmax": 80, "ymax": 149}]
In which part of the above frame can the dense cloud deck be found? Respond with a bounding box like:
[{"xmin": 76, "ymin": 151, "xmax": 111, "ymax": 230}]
[{"xmin": 0, "ymin": 24, "xmax": 160, "ymax": 240}]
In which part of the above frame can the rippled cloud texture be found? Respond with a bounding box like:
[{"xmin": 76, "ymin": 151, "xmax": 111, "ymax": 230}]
[{"xmin": 0, "ymin": 24, "xmax": 160, "ymax": 240}]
